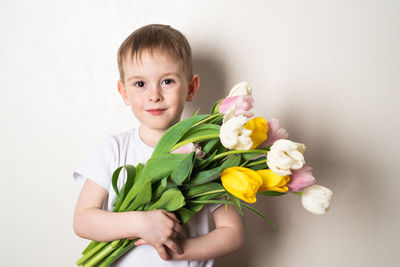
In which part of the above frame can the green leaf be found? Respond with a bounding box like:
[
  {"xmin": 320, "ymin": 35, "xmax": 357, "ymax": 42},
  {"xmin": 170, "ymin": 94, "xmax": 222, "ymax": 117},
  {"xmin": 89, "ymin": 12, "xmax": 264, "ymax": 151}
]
[
  {"xmin": 241, "ymin": 203, "xmax": 277, "ymax": 229},
  {"xmin": 193, "ymin": 108, "xmax": 200, "ymax": 116},
  {"xmin": 202, "ymin": 138, "xmax": 220, "ymax": 154},
  {"xmin": 152, "ymin": 177, "xmax": 168, "ymax": 201},
  {"xmin": 227, "ymin": 192, "xmax": 244, "ymax": 215},
  {"xmin": 140, "ymin": 153, "xmax": 187, "ymax": 183},
  {"xmin": 186, "ymin": 182, "xmax": 224, "ymax": 198},
  {"xmin": 125, "ymin": 180, "xmax": 152, "ymax": 211},
  {"xmin": 112, "ymin": 165, "xmax": 137, "ymax": 211},
  {"xmin": 111, "ymin": 166, "xmax": 124, "ymax": 197},
  {"xmin": 194, "ymin": 150, "xmax": 216, "ymax": 169},
  {"xmin": 148, "ymin": 187, "xmax": 186, "ymax": 211},
  {"xmin": 258, "ymin": 191, "xmax": 286, "ymax": 196},
  {"xmin": 210, "ymin": 99, "xmax": 223, "ymax": 114},
  {"xmin": 176, "ymin": 207, "xmax": 196, "ymax": 224},
  {"xmin": 189, "ymin": 199, "xmax": 277, "ymax": 229},
  {"xmin": 186, "ymin": 154, "xmax": 241, "ymax": 186},
  {"xmin": 248, "ymin": 162, "xmax": 268, "ymax": 171},
  {"xmin": 179, "ymin": 124, "xmax": 220, "ymax": 141},
  {"xmin": 170, "ymin": 152, "xmax": 195, "ymax": 185},
  {"xmin": 152, "ymin": 114, "xmax": 209, "ymax": 156},
  {"xmin": 208, "ymin": 115, "xmax": 223, "ymax": 125},
  {"xmin": 134, "ymin": 163, "xmax": 144, "ymax": 184}
]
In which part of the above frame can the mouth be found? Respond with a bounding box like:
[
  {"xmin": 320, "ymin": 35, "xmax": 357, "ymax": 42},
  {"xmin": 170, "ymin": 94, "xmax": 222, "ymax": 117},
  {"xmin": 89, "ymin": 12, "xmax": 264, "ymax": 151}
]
[{"xmin": 146, "ymin": 108, "xmax": 167, "ymax": 115}]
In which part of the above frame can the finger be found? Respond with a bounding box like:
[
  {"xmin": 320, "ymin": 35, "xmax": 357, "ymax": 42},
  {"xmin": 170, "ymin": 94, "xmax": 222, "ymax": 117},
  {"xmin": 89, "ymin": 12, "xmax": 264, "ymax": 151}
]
[
  {"xmin": 163, "ymin": 211, "xmax": 180, "ymax": 223},
  {"xmin": 173, "ymin": 222, "xmax": 182, "ymax": 233},
  {"xmin": 164, "ymin": 239, "xmax": 184, "ymax": 255},
  {"xmin": 134, "ymin": 239, "xmax": 147, "ymax": 246},
  {"xmin": 170, "ymin": 230, "xmax": 178, "ymax": 239},
  {"xmin": 156, "ymin": 245, "xmax": 171, "ymax": 261}
]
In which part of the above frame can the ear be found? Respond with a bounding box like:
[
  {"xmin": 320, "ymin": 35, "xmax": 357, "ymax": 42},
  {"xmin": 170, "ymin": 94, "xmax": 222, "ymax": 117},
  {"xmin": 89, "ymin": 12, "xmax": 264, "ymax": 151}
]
[
  {"xmin": 186, "ymin": 74, "xmax": 200, "ymax": 102},
  {"xmin": 117, "ymin": 80, "xmax": 130, "ymax": 105}
]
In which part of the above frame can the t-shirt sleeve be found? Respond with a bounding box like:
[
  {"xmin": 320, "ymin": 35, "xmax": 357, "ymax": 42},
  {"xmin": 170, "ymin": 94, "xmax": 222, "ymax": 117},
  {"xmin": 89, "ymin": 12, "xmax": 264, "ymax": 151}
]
[
  {"xmin": 207, "ymin": 198, "xmax": 224, "ymax": 213},
  {"xmin": 73, "ymin": 136, "xmax": 119, "ymax": 192}
]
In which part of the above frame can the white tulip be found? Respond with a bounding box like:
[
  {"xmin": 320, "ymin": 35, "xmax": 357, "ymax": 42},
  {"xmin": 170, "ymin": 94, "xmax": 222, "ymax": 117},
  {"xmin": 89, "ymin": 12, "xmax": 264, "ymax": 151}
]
[
  {"xmin": 266, "ymin": 139, "xmax": 306, "ymax": 176},
  {"xmin": 301, "ymin": 185, "xmax": 333, "ymax": 215},
  {"xmin": 220, "ymin": 115, "xmax": 253, "ymax": 150},
  {"xmin": 228, "ymin": 81, "xmax": 252, "ymax": 97}
]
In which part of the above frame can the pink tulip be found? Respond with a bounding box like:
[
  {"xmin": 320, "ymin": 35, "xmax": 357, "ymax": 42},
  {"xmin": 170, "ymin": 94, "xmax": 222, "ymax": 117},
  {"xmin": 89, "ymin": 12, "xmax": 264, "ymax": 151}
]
[
  {"xmin": 287, "ymin": 166, "xmax": 316, "ymax": 192},
  {"xmin": 219, "ymin": 95, "xmax": 254, "ymax": 118},
  {"xmin": 172, "ymin": 142, "xmax": 205, "ymax": 158},
  {"xmin": 258, "ymin": 118, "xmax": 289, "ymax": 148}
]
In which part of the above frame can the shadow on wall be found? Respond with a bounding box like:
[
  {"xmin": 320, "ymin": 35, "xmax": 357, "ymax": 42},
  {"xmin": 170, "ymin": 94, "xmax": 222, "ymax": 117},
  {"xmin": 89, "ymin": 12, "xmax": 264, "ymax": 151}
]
[{"xmin": 182, "ymin": 51, "xmax": 228, "ymax": 118}]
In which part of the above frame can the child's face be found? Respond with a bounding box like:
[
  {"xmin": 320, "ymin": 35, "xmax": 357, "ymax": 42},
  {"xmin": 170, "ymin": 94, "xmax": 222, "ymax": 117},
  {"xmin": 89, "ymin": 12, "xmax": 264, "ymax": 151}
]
[{"xmin": 118, "ymin": 50, "xmax": 199, "ymax": 133}]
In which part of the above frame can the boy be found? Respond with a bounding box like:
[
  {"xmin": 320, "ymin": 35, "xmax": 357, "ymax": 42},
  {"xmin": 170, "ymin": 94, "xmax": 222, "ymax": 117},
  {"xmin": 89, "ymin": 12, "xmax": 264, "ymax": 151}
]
[{"xmin": 73, "ymin": 24, "xmax": 244, "ymax": 266}]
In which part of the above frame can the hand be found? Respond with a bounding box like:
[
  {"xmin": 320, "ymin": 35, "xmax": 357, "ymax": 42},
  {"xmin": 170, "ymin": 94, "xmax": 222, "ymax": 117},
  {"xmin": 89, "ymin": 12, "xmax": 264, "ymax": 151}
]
[{"xmin": 134, "ymin": 210, "xmax": 183, "ymax": 260}]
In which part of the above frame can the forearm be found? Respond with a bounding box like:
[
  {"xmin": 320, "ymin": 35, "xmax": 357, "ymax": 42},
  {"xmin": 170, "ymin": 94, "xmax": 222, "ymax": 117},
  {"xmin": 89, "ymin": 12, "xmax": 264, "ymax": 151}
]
[
  {"xmin": 173, "ymin": 225, "xmax": 244, "ymax": 261},
  {"xmin": 73, "ymin": 208, "xmax": 140, "ymax": 242}
]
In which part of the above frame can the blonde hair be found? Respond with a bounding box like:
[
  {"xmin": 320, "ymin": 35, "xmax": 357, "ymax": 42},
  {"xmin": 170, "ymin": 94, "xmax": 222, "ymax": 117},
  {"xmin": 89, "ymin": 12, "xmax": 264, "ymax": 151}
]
[{"xmin": 117, "ymin": 24, "xmax": 193, "ymax": 82}]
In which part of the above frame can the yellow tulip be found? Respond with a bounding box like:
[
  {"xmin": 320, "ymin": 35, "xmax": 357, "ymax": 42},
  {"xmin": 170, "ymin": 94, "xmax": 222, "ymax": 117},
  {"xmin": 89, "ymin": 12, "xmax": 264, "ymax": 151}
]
[
  {"xmin": 221, "ymin": 167, "xmax": 263, "ymax": 203},
  {"xmin": 243, "ymin": 117, "xmax": 268, "ymax": 148},
  {"xmin": 257, "ymin": 169, "xmax": 290, "ymax": 193}
]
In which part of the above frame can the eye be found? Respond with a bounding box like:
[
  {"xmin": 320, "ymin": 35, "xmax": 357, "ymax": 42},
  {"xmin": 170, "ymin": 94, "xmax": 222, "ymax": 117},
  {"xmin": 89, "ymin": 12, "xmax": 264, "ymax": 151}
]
[
  {"xmin": 135, "ymin": 81, "xmax": 146, "ymax": 87},
  {"xmin": 161, "ymin": 79, "xmax": 174, "ymax": 85}
]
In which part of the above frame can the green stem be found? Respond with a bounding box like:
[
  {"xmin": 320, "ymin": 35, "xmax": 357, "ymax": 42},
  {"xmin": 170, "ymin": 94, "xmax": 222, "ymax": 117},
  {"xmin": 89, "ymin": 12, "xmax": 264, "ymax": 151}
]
[
  {"xmin": 76, "ymin": 242, "xmax": 108, "ymax": 266},
  {"xmin": 170, "ymin": 134, "xmax": 220, "ymax": 151},
  {"xmin": 245, "ymin": 159, "xmax": 267, "ymax": 167},
  {"xmin": 191, "ymin": 113, "xmax": 221, "ymax": 128},
  {"xmin": 82, "ymin": 240, "xmax": 121, "ymax": 267},
  {"xmin": 189, "ymin": 189, "xmax": 226, "ymax": 199},
  {"xmin": 292, "ymin": 191, "xmax": 302, "ymax": 196},
  {"xmin": 213, "ymin": 149, "xmax": 269, "ymax": 160},
  {"xmin": 98, "ymin": 239, "xmax": 136, "ymax": 267},
  {"xmin": 82, "ymin": 241, "xmax": 99, "ymax": 255}
]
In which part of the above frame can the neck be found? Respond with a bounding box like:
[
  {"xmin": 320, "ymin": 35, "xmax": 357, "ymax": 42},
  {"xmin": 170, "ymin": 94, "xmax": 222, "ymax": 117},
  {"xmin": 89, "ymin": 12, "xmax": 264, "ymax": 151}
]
[{"xmin": 138, "ymin": 125, "xmax": 166, "ymax": 148}]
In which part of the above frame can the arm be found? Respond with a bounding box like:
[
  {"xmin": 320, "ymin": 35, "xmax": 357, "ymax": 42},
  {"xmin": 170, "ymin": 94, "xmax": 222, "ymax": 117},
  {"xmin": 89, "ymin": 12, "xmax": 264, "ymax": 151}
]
[
  {"xmin": 171, "ymin": 204, "xmax": 244, "ymax": 260},
  {"xmin": 73, "ymin": 179, "xmax": 183, "ymax": 260}
]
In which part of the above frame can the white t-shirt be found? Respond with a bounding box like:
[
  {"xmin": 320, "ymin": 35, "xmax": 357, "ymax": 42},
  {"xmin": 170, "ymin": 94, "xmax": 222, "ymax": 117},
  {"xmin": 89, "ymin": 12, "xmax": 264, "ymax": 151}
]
[{"xmin": 74, "ymin": 128, "xmax": 219, "ymax": 267}]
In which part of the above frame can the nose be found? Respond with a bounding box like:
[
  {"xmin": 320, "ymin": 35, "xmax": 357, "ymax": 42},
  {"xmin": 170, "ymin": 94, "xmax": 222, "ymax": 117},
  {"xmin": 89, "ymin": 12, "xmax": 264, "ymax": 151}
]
[{"xmin": 148, "ymin": 84, "xmax": 163, "ymax": 103}]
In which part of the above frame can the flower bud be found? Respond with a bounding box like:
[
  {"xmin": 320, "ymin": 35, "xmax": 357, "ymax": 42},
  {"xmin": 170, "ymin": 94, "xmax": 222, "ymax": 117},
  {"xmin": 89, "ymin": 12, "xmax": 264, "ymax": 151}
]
[
  {"xmin": 243, "ymin": 117, "xmax": 268, "ymax": 149},
  {"xmin": 221, "ymin": 167, "xmax": 263, "ymax": 203},
  {"xmin": 266, "ymin": 139, "xmax": 306, "ymax": 176},
  {"xmin": 228, "ymin": 81, "xmax": 252, "ymax": 97},
  {"xmin": 218, "ymin": 95, "xmax": 254, "ymax": 118},
  {"xmin": 301, "ymin": 185, "xmax": 333, "ymax": 215},
  {"xmin": 257, "ymin": 169, "xmax": 289, "ymax": 192},
  {"xmin": 258, "ymin": 118, "xmax": 289, "ymax": 148},
  {"xmin": 220, "ymin": 115, "xmax": 253, "ymax": 150},
  {"xmin": 287, "ymin": 166, "xmax": 315, "ymax": 192}
]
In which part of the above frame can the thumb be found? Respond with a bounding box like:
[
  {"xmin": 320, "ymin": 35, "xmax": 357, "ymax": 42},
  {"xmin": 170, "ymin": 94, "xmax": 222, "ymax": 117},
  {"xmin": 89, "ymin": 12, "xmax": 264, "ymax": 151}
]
[{"xmin": 134, "ymin": 239, "xmax": 148, "ymax": 246}]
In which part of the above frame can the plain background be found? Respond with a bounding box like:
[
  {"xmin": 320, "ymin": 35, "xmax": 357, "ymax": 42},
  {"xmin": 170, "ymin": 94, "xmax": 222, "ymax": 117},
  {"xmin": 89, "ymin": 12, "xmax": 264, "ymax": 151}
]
[{"xmin": 1, "ymin": 0, "xmax": 399, "ymax": 266}]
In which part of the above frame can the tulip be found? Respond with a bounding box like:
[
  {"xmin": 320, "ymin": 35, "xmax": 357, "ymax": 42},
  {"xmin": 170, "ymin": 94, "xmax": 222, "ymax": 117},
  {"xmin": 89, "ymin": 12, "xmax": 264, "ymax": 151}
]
[
  {"xmin": 301, "ymin": 185, "xmax": 333, "ymax": 215},
  {"xmin": 172, "ymin": 142, "xmax": 205, "ymax": 158},
  {"xmin": 228, "ymin": 81, "xmax": 252, "ymax": 97},
  {"xmin": 218, "ymin": 95, "xmax": 254, "ymax": 118},
  {"xmin": 287, "ymin": 166, "xmax": 315, "ymax": 192},
  {"xmin": 243, "ymin": 117, "xmax": 268, "ymax": 149},
  {"xmin": 267, "ymin": 139, "xmax": 306, "ymax": 176},
  {"xmin": 257, "ymin": 169, "xmax": 289, "ymax": 192},
  {"xmin": 221, "ymin": 167, "xmax": 263, "ymax": 203},
  {"xmin": 220, "ymin": 115, "xmax": 253, "ymax": 150},
  {"xmin": 258, "ymin": 118, "xmax": 289, "ymax": 148}
]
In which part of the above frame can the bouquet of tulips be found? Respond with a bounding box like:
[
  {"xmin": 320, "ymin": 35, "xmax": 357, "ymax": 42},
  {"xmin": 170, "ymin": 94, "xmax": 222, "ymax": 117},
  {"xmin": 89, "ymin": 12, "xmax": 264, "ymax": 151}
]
[{"xmin": 76, "ymin": 81, "xmax": 333, "ymax": 266}]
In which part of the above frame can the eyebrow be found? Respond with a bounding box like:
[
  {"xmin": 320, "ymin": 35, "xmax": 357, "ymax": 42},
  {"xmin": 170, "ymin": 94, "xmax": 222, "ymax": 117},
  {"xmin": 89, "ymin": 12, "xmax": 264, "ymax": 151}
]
[{"xmin": 126, "ymin": 72, "xmax": 181, "ymax": 82}]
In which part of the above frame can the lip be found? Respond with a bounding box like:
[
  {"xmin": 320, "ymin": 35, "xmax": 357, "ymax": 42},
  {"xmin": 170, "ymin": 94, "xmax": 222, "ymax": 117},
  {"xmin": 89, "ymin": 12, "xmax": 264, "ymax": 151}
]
[{"xmin": 146, "ymin": 108, "xmax": 167, "ymax": 115}]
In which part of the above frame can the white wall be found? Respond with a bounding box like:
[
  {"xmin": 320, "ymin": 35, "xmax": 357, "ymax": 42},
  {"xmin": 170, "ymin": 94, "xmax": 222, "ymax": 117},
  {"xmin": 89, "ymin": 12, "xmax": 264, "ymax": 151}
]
[{"xmin": 1, "ymin": 0, "xmax": 399, "ymax": 266}]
